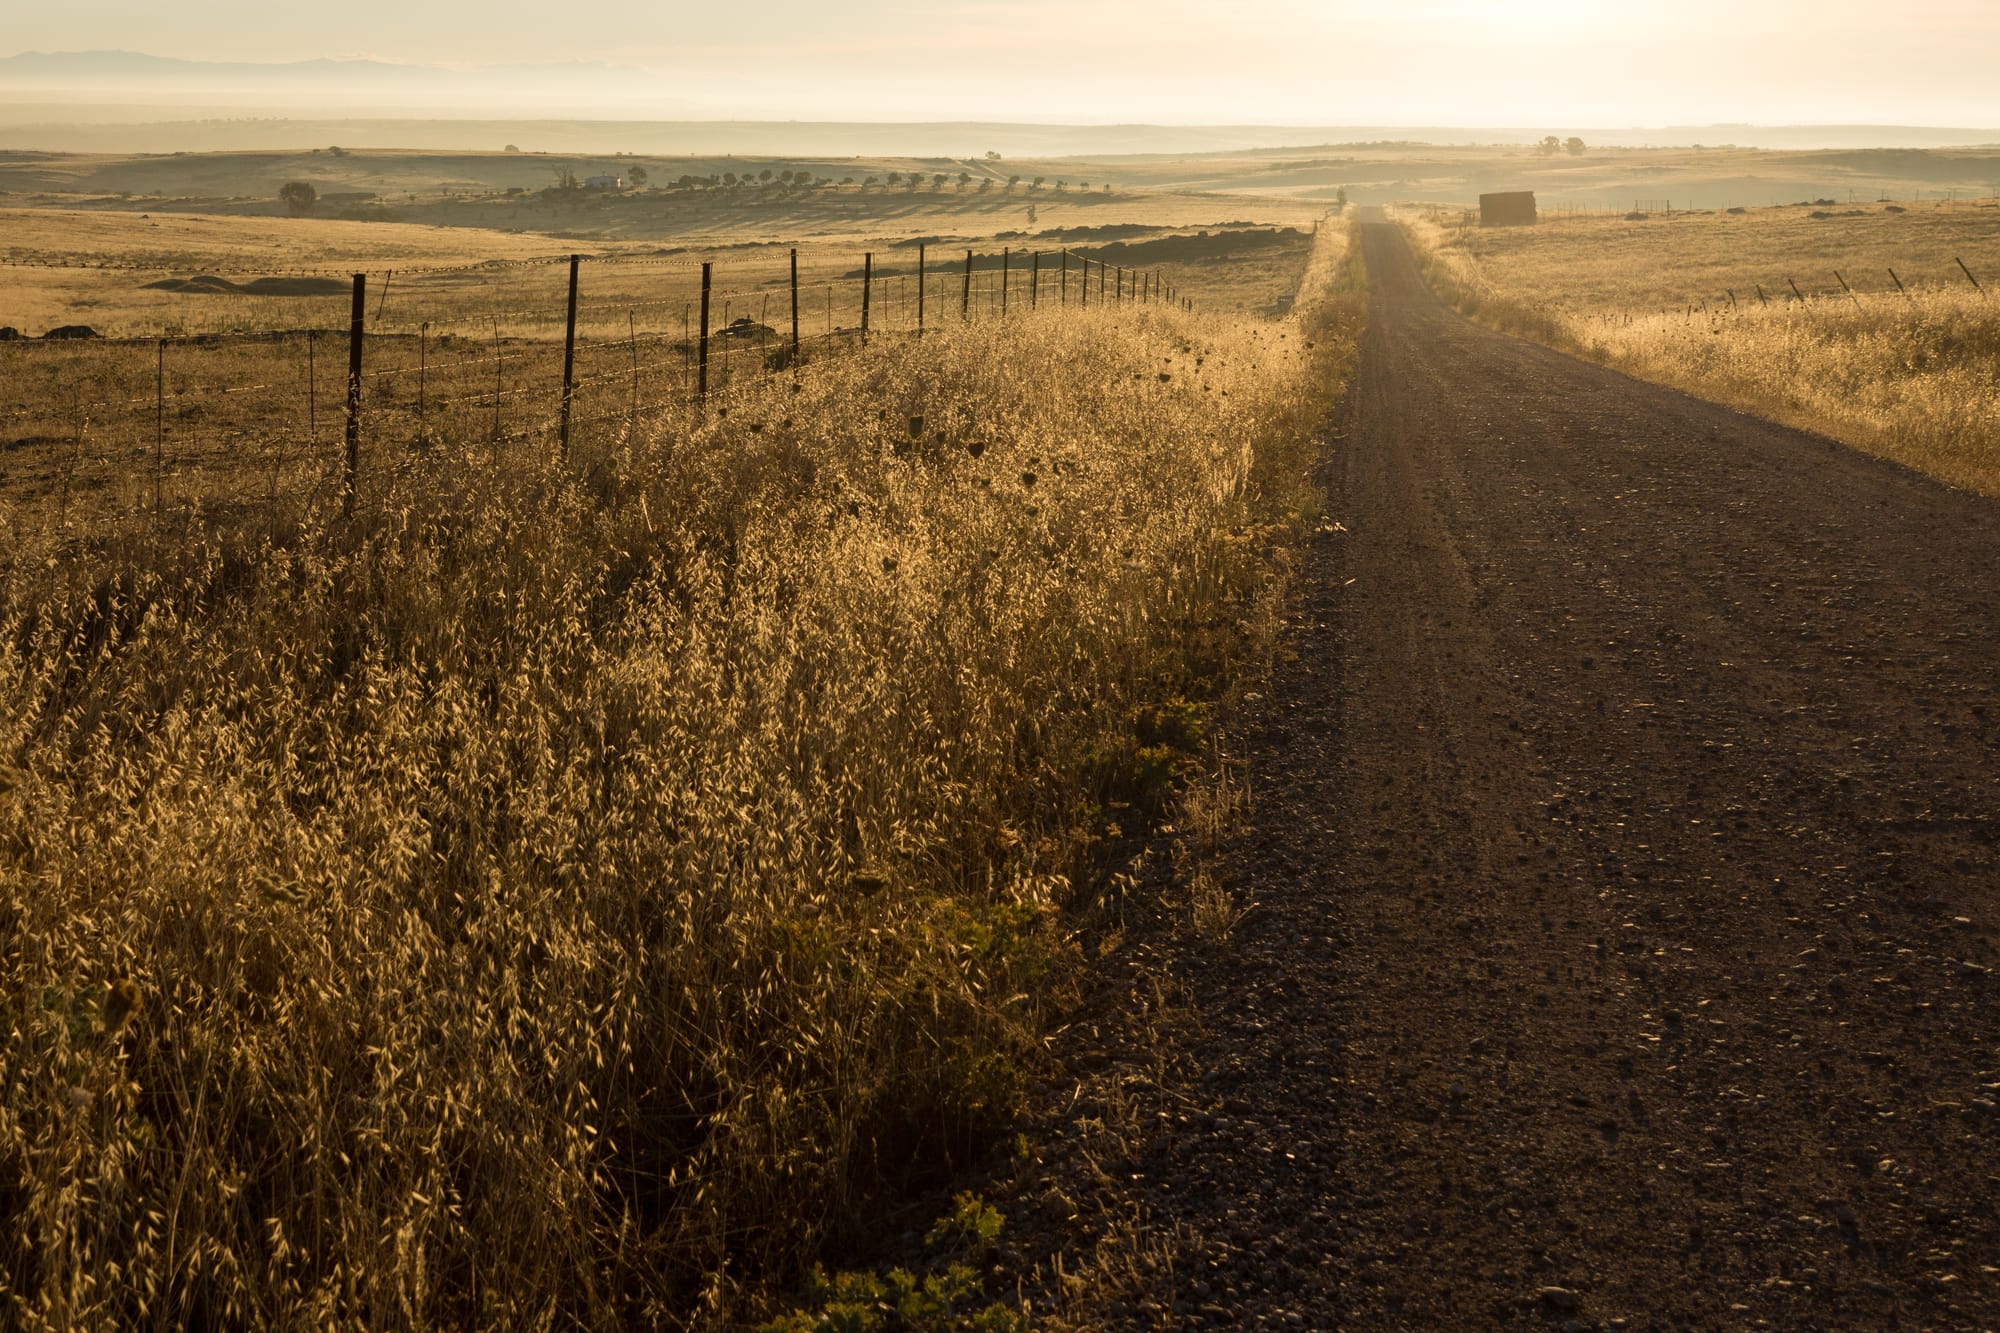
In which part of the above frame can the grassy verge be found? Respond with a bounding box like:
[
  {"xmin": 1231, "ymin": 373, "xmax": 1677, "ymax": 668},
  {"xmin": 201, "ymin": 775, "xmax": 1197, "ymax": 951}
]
[
  {"xmin": 967, "ymin": 220, "xmax": 1367, "ymax": 1333},
  {"xmin": 0, "ymin": 223, "xmax": 1355, "ymax": 1327},
  {"xmin": 1397, "ymin": 211, "xmax": 2000, "ymax": 496}
]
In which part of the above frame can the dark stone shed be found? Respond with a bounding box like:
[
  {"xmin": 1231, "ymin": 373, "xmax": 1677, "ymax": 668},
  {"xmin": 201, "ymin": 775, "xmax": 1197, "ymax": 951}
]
[{"xmin": 1480, "ymin": 191, "xmax": 1538, "ymax": 227}]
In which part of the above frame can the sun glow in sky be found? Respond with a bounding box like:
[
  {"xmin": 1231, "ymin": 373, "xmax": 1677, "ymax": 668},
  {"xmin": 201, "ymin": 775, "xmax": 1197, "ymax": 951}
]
[{"xmin": 6, "ymin": 0, "xmax": 1999, "ymax": 125}]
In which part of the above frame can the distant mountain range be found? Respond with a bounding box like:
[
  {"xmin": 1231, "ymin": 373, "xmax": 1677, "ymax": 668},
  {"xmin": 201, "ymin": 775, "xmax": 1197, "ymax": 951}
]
[
  {"xmin": 3, "ymin": 52, "xmax": 1998, "ymax": 156},
  {"xmin": 0, "ymin": 49, "xmax": 651, "ymax": 86},
  {"xmin": 0, "ymin": 49, "xmax": 692, "ymax": 116}
]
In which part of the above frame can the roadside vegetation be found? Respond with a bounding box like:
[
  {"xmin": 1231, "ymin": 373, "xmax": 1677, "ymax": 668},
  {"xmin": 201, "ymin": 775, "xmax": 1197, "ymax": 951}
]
[
  {"xmin": 1398, "ymin": 204, "xmax": 2000, "ymax": 495},
  {"xmin": 0, "ymin": 222, "xmax": 1355, "ymax": 1326}
]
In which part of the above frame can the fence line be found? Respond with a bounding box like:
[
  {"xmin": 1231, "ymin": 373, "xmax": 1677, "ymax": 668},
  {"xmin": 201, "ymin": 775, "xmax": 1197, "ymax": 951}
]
[
  {"xmin": 1, "ymin": 243, "xmax": 1200, "ymax": 529},
  {"xmin": 1473, "ymin": 254, "xmax": 1989, "ymax": 334},
  {"xmin": 1640, "ymin": 258, "xmax": 1988, "ymax": 321}
]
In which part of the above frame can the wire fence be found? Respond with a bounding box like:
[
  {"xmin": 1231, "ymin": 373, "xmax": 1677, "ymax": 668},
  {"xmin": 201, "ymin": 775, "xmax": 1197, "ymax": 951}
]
[
  {"xmin": 1545, "ymin": 257, "xmax": 1990, "ymax": 328},
  {"xmin": 1, "ymin": 242, "xmax": 1196, "ymax": 529},
  {"xmin": 1412, "ymin": 193, "xmax": 2000, "ymax": 226}
]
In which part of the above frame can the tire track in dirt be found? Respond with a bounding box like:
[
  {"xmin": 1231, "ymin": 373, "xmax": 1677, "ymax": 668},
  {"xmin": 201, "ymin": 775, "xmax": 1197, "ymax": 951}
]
[{"xmin": 1016, "ymin": 220, "xmax": 2000, "ymax": 1330}]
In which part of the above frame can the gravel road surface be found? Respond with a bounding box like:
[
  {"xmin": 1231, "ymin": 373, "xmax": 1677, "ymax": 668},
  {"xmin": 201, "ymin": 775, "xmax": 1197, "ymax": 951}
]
[{"xmin": 1015, "ymin": 220, "xmax": 2000, "ymax": 1330}]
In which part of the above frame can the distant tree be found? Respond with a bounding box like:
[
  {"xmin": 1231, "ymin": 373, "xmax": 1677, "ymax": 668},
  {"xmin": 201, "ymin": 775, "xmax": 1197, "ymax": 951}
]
[
  {"xmin": 1006, "ymin": 174, "xmax": 1021, "ymax": 193},
  {"xmin": 841, "ymin": 176, "xmax": 856, "ymax": 186},
  {"xmin": 906, "ymin": 173, "xmax": 920, "ymax": 191},
  {"xmin": 504, "ymin": 143, "xmax": 522, "ymax": 153},
  {"xmin": 978, "ymin": 178, "xmax": 992, "ymax": 193},
  {"xmin": 957, "ymin": 171, "xmax": 971, "ymax": 191},
  {"xmin": 1031, "ymin": 175, "xmax": 1045, "ymax": 191},
  {"xmin": 984, "ymin": 150, "xmax": 1002, "ymax": 161},
  {"xmin": 863, "ymin": 175, "xmax": 880, "ymax": 189},
  {"xmin": 1055, "ymin": 179, "xmax": 1067, "ymax": 192},
  {"xmin": 1026, "ymin": 205, "xmax": 1038, "ymax": 224},
  {"xmin": 1335, "ymin": 185, "xmax": 1349, "ymax": 208},
  {"xmin": 1564, "ymin": 136, "xmax": 1586, "ymax": 157},
  {"xmin": 627, "ymin": 165, "xmax": 649, "ymax": 186},
  {"xmin": 885, "ymin": 171, "xmax": 902, "ymax": 188},
  {"xmin": 553, "ymin": 167, "xmax": 582, "ymax": 193},
  {"xmin": 327, "ymin": 145, "xmax": 348, "ymax": 158},
  {"xmin": 1102, "ymin": 183, "xmax": 1111, "ymax": 193},
  {"xmin": 933, "ymin": 173, "xmax": 948, "ymax": 191},
  {"xmin": 1536, "ymin": 135, "xmax": 1562, "ymax": 156},
  {"xmin": 723, "ymin": 172, "xmax": 739, "ymax": 187},
  {"xmin": 760, "ymin": 167, "xmax": 774, "ymax": 182},
  {"xmin": 1079, "ymin": 180, "xmax": 1091, "ymax": 190},
  {"xmin": 278, "ymin": 180, "xmax": 317, "ymax": 216}
]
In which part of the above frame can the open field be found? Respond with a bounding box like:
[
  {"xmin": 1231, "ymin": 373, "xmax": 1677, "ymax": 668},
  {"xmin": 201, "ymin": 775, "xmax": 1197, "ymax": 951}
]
[
  {"xmin": 0, "ymin": 146, "xmax": 1329, "ymax": 246},
  {"xmin": 0, "ymin": 218, "xmax": 1359, "ymax": 1325},
  {"xmin": 1398, "ymin": 201, "xmax": 2000, "ymax": 494},
  {"xmin": 10, "ymin": 142, "xmax": 2000, "ymax": 246},
  {"xmin": 0, "ymin": 203, "xmax": 1316, "ymax": 337}
]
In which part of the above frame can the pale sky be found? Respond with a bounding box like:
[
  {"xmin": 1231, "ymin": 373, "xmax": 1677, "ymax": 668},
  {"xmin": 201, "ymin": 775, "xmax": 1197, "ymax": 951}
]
[{"xmin": 6, "ymin": 0, "xmax": 2000, "ymax": 125}]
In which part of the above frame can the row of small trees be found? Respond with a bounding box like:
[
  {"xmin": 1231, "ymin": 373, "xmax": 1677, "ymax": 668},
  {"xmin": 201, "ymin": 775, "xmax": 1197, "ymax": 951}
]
[
  {"xmin": 276, "ymin": 167, "xmax": 1111, "ymax": 215},
  {"xmin": 1536, "ymin": 136, "xmax": 1588, "ymax": 157},
  {"xmin": 623, "ymin": 170, "xmax": 1094, "ymax": 194}
]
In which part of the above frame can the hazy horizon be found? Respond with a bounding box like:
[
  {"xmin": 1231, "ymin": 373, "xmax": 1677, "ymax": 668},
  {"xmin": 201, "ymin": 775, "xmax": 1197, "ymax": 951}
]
[{"xmin": 5, "ymin": 0, "xmax": 1999, "ymax": 127}]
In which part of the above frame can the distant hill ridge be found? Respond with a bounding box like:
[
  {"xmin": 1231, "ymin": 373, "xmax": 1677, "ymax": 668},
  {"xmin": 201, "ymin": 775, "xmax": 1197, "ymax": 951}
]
[{"xmin": 1, "ymin": 50, "xmax": 646, "ymax": 84}]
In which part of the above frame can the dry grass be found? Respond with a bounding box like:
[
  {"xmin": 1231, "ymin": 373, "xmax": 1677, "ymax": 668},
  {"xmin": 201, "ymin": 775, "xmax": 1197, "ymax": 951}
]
[
  {"xmin": 989, "ymin": 228, "xmax": 1366, "ymax": 1333},
  {"xmin": 1399, "ymin": 204, "xmax": 2000, "ymax": 495},
  {"xmin": 0, "ymin": 222, "xmax": 1353, "ymax": 1327}
]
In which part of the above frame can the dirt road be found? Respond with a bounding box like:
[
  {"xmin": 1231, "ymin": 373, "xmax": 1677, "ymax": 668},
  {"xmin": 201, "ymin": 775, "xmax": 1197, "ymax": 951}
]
[{"xmin": 1022, "ymin": 222, "xmax": 2000, "ymax": 1329}]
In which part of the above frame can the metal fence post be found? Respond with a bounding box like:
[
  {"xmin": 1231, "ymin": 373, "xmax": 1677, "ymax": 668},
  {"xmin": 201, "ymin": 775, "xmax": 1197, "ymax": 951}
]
[
  {"xmin": 698, "ymin": 262, "xmax": 712, "ymax": 406},
  {"xmin": 559, "ymin": 253, "xmax": 580, "ymax": 459},
  {"xmin": 963, "ymin": 249, "xmax": 974, "ymax": 320},
  {"xmin": 343, "ymin": 272, "xmax": 365, "ymax": 518},
  {"xmin": 790, "ymin": 248, "xmax": 801, "ymax": 356},
  {"xmin": 861, "ymin": 252, "xmax": 873, "ymax": 345},
  {"xmin": 154, "ymin": 338, "xmax": 164, "ymax": 515}
]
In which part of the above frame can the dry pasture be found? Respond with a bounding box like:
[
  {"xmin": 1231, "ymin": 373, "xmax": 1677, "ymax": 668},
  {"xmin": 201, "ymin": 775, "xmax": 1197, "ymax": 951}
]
[{"xmin": 1399, "ymin": 202, "xmax": 2000, "ymax": 495}]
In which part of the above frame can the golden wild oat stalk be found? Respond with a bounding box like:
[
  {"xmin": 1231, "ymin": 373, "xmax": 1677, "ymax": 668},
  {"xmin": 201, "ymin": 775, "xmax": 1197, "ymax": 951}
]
[
  {"xmin": 1398, "ymin": 207, "xmax": 2000, "ymax": 495},
  {"xmin": 0, "ymin": 225, "xmax": 1359, "ymax": 1327}
]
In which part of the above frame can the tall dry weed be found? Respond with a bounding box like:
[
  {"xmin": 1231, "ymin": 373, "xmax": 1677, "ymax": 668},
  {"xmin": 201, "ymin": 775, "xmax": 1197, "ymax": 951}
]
[{"xmin": 0, "ymin": 228, "xmax": 1354, "ymax": 1328}]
